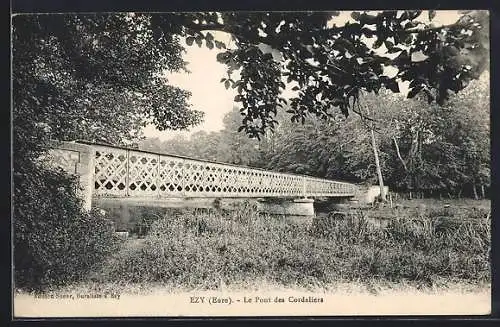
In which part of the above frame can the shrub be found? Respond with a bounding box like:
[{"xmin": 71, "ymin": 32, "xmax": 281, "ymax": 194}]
[
  {"xmin": 94, "ymin": 204, "xmax": 491, "ymax": 290},
  {"xmin": 14, "ymin": 163, "xmax": 121, "ymax": 290}
]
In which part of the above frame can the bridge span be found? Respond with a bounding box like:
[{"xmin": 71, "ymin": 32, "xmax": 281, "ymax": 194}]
[{"xmin": 47, "ymin": 141, "xmax": 358, "ymax": 217}]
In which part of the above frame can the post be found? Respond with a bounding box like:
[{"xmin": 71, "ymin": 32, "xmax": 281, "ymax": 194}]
[
  {"xmin": 157, "ymin": 154, "xmax": 161, "ymax": 199},
  {"xmin": 125, "ymin": 150, "xmax": 130, "ymax": 197}
]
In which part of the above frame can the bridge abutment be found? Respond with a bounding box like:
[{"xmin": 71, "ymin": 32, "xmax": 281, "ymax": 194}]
[{"xmin": 47, "ymin": 141, "xmax": 95, "ymax": 211}]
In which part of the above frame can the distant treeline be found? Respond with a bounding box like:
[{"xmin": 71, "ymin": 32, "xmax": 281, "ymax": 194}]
[{"xmin": 140, "ymin": 73, "xmax": 490, "ymax": 200}]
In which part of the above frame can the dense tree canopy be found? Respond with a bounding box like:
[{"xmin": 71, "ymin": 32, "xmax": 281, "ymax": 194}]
[
  {"xmin": 12, "ymin": 13, "xmax": 204, "ymax": 164},
  {"xmin": 13, "ymin": 10, "xmax": 489, "ymax": 156},
  {"xmin": 259, "ymin": 71, "xmax": 490, "ymax": 198},
  {"xmin": 13, "ymin": 10, "xmax": 490, "ymax": 290},
  {"xmin": 139, "ymin": 106, "xmax": 263, "ymax": 167},
  {"xmin": 176, "ymin": 10, "xmax": 489, "ymax": 138}
]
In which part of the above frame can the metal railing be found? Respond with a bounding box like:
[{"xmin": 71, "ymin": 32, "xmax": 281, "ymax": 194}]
[{"xmin": 84, "ymin": 142, "xmax": 357, "ymax": 198}]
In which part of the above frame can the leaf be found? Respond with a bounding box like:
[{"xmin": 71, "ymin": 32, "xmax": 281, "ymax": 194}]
[
  {"xmin": 224, "ymin": 80, "xmax": 231, "ymax": 89},
  {"xmin": 373, "ymin": 39, "xmax": 383, "ymax": 49},
  {"xmin": 214, "ymin": 40, "xmax": 226, "ymax": 49},
  {"xmin": 195, "ymin": 37, "xmax": 203, "ymax": 47},
  {"xmin": 291, "ymin": 86, "xmax": 300, "ymax": 91},
  {"xmin": 232, "ymin": 80, "xmax": 241, "ymax": 89},
  {"xmin": 351, "ymin": 11, "xmax": 361, "ymax": 21},
  {"xmin": 385, "ymin": 79, "xmax": 400, "ymax": 93},
  {"xmin": 407, "ymin": 86, "xmax": 422, "ymax": 99},
  {"xmin": 428, "ymin": 10, "xmax": 436, "ymax": 21},
  {"xmin": 205, "ymin": 32, "xmax": 214, "ymax": 42},
  {"xmin": 186, "ymin": 37, "xmax": 195, "ymax": 46},
  {"xmin": 234, "ymin": 95, "xmax": 243, "ymax": 102},
  {"xmin": 388, "ymin": 46, "xmax": 403, "ymax": 54},
  {"xmin": 216, "ymin": 52, "xmax": 229, "ymax": 63},
  {"xmin": 206, "ymin": 40, "xmax": 214, "ymax": 49}
]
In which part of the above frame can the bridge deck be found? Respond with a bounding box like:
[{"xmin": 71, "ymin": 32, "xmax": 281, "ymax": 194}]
[{"xmin": 49, "ymin": 141, "xmax": 357, "ymax": 200}]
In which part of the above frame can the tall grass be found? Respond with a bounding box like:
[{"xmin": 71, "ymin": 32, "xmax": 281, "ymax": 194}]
[{"xmin": 92, "ymin": 203, "xmax": 490, "ymax": 290}]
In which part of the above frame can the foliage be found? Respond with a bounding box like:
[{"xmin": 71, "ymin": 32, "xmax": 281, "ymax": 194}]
[
  {"xmin": 25, "ymin": 10, "xmax": 486, "ymax": 142},
  {"xmin": 12, "ymin": 14, "xmax": 207, "ymax": 289},
  {"xmin": 378, "ymin": 72, "xmax": 490, "ymax": 196},
  {"xmin": 101, "ymin": 205, "xmax": 173, "ymax": 237},
  {"xmin": 12, "ymin": 13, "xmax": 204, "ymax": 159},
  {"xmin": 139, "ymin": 106, "xmax": 265, "ymax": 167},
  {"xmin": 177, "ymin": 10, "xmax": 489, "ymax": 138},
  {"xmin": 252, "ymin": 70, "xmax": 489, "ymax": 197},
  {"xmin": 138, "ymin": 69, "xmax": 489, "ymax": 197},
  {"xmin": 93, "ymin": 205, "xmax": 490, "ymax": 289},
  {"xmin": 12, "ymin": 11, "xmax": 491, "ymax": 289},
  {"xmin": 14, "ymin": 163, "xmax": 120, "ymax": 290}
]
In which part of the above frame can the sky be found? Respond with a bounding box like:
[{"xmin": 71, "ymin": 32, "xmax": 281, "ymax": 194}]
[{"xmin": 143, "ymin": 10, "xmax": 461, "ymax": 141}]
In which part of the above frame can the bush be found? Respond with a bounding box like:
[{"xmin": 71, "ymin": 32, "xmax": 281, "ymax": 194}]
[
  {"xmin": 14, "ymin": 163, "xmax": 121, "ymax": 290},
  {"xmin": 94, "ymin": 204, "xmax": 490, "ymax": 290}
]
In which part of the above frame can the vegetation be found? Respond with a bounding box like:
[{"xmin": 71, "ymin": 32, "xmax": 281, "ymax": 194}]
[
  {"xmin": 12, "ymin": 14, "xmax": 203, "ymax": 290},
  {"xmin": 12, "ymin": 11, "xmax": 490, "ymax": 291},
  {"xmin": 190, "ymin": 11, "xmax": 489, "ymax": 138},
  {"xmin": 139, "ymin": 71, "xmax": 489, "ymax": 199},
  {"xmin": 90, "ymin": 204, "xmax": 490, "ymax": 290},
  {"xmin": 14, "ymin": 165, "xmax": 120, "ymax": 290}
]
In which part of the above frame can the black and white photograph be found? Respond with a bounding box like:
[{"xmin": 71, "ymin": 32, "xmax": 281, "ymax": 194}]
[{"xmin": 11, "ymin": 9, "xmax": 491, "ymax": 317}]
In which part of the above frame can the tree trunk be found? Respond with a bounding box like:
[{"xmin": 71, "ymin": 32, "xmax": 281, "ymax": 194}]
[
  {"xmin": 370, "ymin": 127, "xmax": 387, "ymax": 201},
  {"xmin": 358, "ymin": 97, "xmax": 387, "ymax": 202},
  {"xmin": 481, "ymin": 184, "xmax": 485, "ymax": 199},
  {"xmin": 392, "ymin": 136, "xmax": 408, "ymax": 171},
  {"xmin": 472, "ymin": 182, "xmax": 478, "ymax": 200}
]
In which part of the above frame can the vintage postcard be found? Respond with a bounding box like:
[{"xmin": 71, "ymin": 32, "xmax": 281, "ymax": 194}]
[{"xmin": 12, "ymin": 9, "xmax": 491, "ymax": 317}]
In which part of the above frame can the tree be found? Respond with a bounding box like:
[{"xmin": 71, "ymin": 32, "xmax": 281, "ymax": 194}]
[
  {"xmin": 174, "ymin": 10, "xmax": 488, "ymax": 138},
  {"xmin": 361, "ymin": 72, "xmax": 490, "ymax": 198},
  {"xmin": 217, "ymin": 107, "xmax": 263, "ymax": 166},
  {"xmin": 174, "ymin": 10, "xmax": 489, "ymax": 202},
  {"xmin": 138, "ymin": 106, "xmax": 264, "ymax": 167},
  {"xmin": 13, "ymin": 13, "xmax": 204, "ymax": 164},
  {"xmin": 12, "ymin": 13, "xmax": 206, "ymax": 289},
  {"xmin": 230, "ymin": 101, "xmax": 384, "ymax": 183},
  {"xmin": 427, "ymin": 71, "xmax": 490, "ymax": 198},
  {"xmin": 257, "ymin": 70, "xmax": 489, "ymax": 199}
]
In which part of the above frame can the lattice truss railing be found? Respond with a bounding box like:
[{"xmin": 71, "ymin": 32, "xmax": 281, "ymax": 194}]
[{"xmin": 92, "ymin": 145, "xmax": 357, "ymax": 198}]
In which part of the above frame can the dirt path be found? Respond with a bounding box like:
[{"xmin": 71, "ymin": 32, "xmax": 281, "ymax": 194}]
[{"xmin": 14, "ymin": 283, "xmax": 490, "ymax": 317}]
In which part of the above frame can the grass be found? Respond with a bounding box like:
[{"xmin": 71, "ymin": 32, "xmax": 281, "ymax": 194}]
[{"xmin": 80, "ymin": 200, "xmax": 490, "ymax": 292}]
